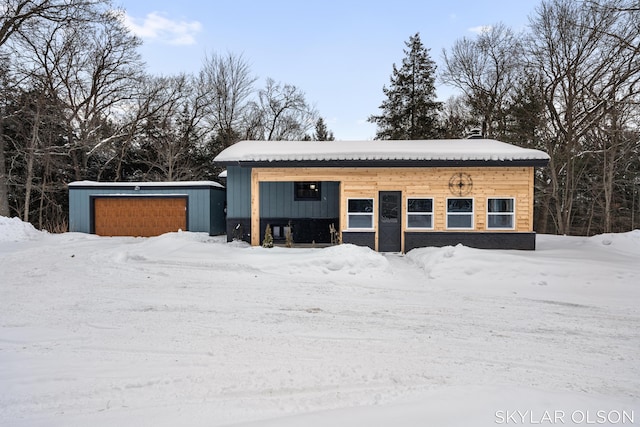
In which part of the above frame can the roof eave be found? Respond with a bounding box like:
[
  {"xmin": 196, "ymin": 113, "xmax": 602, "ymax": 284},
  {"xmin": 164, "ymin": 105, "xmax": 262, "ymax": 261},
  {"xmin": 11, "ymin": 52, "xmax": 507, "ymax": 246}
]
[{"xmin": 214, "ymin": 159, "xmax": 550, "ymax": 168}]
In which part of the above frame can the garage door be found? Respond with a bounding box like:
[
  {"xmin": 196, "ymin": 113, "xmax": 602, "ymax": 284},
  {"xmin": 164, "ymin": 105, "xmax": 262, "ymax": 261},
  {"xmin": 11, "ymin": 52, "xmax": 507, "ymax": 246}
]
[{"xmin": 93, "ymin": 196, "xmax": 187, "ymax": 237}]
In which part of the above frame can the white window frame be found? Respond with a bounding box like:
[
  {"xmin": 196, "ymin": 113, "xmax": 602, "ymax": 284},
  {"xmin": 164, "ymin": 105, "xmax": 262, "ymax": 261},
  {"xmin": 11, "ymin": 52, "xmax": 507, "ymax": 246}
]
[
  {"xmin": 406, "ymin": 197, "xmax": 434, "ymax": 230},
  {"xmin": 486, "ymin": 197, "xmax": 516, "ymax": 230},
  {"xmin": 446, "ymin": 197, "xmax": 474, "ymax": 230},
  {"xmin": 346, "ymin": 198, "xmax": 374, "ymax": 231}
]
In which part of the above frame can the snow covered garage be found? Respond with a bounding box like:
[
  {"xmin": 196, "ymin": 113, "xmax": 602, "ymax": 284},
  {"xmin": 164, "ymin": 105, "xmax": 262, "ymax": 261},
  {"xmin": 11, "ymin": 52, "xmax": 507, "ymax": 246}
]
[
  {"xmin": 214, "ymin": 139, "xmax": 549, "ymax": 251},
  {"xmin": 68, "ymin": 181, "xmax": 226, "ymax": 237}
]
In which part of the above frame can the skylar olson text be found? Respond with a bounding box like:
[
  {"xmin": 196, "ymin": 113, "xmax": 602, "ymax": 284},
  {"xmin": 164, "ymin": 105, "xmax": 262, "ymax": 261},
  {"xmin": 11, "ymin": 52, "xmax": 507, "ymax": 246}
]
[{"xmin": 495, "ymin": 410, "xmax": 634, "ymax": 424}]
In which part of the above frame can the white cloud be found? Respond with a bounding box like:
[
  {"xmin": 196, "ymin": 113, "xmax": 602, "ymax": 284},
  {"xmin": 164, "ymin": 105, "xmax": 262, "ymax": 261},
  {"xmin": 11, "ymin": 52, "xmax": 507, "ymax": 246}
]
[
  {"xmin": 122, "ymin": 12, "xmax": 202, "ymax": 46},
  {"xmin": 468, "ymin": 25, "xmax": 493, "ymax": 35}
]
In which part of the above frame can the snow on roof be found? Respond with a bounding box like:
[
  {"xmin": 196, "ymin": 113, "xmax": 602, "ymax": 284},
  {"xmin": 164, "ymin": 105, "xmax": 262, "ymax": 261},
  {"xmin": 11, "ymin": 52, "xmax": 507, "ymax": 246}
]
[
  {"xmin": 68, "ymin": 180, "xmax": 224, "ymax": 188},
  {"xmin": 213, "ymin": 139, "xmax": 550, "ymax": 164}
]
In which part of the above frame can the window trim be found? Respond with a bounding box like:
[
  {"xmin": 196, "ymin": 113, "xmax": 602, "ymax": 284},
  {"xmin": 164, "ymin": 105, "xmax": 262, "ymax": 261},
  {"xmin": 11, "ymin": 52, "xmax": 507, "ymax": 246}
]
[
  {"xmin": 486, "ymin": 197, "xmax": 516, "ymax": 230},
  {"xmin": 346, "ymin": 197, "xmax": 375, "ymax": 231},
  {"xmin": 446, "ymin": 197, "xmax": 475, "ymax": 230},
  {"xmin": 406, "ymin": 197, "xmax": 434, "ymax": 230},
  {"xmin": 294, "ymin": 181, "xmax": 321, "ymax": 201}
]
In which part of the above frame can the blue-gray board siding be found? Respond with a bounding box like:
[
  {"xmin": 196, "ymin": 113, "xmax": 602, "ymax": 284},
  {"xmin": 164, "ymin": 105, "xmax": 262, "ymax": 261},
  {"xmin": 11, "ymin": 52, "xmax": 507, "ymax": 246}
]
[
  {"xmin": 226, "ymin": 166, "xmax": 339, "ymax": 219},
  {"xmin": 226, "ymin": 166, "xmax": 252, "ymax": 217},
  {"xmin": 69, "ymin": 187, "xmax": 219, "ymax": 234},
  {"xmin": 260, "ymin": 182, "xmax": 339, "ymax": 218}
]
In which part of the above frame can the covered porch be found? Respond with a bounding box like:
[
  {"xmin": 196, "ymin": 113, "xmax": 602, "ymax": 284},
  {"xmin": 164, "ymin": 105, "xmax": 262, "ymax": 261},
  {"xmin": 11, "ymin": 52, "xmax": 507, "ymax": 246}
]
[{"xmin": 250, "ymin": 169, "xmax": 341, "ymax": 246}]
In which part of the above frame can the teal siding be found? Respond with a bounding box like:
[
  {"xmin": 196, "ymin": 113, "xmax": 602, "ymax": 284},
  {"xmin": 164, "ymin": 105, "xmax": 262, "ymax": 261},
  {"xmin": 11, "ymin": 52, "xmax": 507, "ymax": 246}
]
[
  {"xmin": 227, "ymin": 166, "xmax": 252, "ymax": 217},
  {"xmin": 260, "ymin": 181, "xmax": 339, "ymax": 218},
  {"xmin": 68, "ymin": 188, "xmax": 85, "ymax": 233},
  {"xmin": 225, "ymin": 166, "xmax": 339, "ymax": 220},
  {"xmin": 69, "ymin": 184, "xmax": 225, "ymax": 234}
]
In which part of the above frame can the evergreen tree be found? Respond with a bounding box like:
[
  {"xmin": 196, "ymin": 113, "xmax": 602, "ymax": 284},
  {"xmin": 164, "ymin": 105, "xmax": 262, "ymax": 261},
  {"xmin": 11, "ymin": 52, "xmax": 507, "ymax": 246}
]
[
  {"xmin": 369, "ymin": 33, "xmax": 442, "ymax": 140},
  {"xmin": 313, "ymin": 117, "xmax": 335, "ymax": 141},
  {"xmin": 262, "ymin": 224, "xmax": 274, "ymax": 248}
]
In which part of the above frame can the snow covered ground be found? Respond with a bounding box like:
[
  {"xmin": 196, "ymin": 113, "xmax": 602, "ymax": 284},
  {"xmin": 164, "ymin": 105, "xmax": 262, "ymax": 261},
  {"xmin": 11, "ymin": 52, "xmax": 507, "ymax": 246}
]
[{"xmin": 1, "ymin": 216, "xmax": 639, "ymax": 426}]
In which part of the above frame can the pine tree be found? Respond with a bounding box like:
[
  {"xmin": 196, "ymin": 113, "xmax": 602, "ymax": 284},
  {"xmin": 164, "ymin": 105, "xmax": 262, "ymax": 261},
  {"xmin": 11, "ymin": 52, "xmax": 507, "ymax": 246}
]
[
  {"xmin": 369, "ymin": 33, "xmax": 442, "ymax": 140},
  {"xmin": 313, "ymin": 117, "xmax": 335, "ymax": 141},
  {"xmin": 262, "ymin": 224, "xmax": 274, "ymax": 248}
]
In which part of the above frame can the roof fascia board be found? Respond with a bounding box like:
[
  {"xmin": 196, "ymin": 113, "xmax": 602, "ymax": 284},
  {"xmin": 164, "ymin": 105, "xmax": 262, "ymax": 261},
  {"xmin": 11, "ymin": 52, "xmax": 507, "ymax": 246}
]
[
  {"xmin": 216, "ymin": 159, "xmax": 550, "ymax": 168},
  {"xmin": 68, "ymin": 183, "xmax": 225, "ymax": 191}
]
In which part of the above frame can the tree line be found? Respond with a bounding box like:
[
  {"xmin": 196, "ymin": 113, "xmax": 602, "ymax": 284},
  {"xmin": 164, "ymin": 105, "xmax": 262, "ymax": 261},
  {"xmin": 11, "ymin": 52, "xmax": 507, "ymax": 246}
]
[
  {"xmin": 1, "ymin": 0, "xmax": 639, "ymax": 236},
  {"xmin": 370, "ymin": 0, "xmax": 640, "ymax": 236},
  {"xmin": 0, "ymin": 0, "xmax": 326, "ymax": 230}
]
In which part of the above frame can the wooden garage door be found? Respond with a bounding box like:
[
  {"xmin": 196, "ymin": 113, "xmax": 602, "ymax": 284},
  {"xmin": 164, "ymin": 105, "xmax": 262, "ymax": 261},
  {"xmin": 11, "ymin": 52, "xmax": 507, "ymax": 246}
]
[{"xmin": 93, "ymin": 197, "xmax": 187, "ymax": 237}]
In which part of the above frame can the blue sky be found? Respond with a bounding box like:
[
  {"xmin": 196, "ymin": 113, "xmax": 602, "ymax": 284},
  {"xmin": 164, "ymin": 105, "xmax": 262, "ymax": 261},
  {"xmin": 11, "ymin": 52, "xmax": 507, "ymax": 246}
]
[{"xmin": 116, "ymin": 0, "xmax": 540, "ymax": 140}]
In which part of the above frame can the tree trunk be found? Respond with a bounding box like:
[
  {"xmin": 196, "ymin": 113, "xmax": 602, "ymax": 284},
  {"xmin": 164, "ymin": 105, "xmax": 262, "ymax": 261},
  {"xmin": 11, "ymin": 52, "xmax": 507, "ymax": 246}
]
[
  {"xmin": 38, "ymin": 174, "xmax": 46, "ymax": 229},
  {"xmin": 38, "ymin": 147, "xmax": 51, "ymax": 230},
  {"xmin": 23, "ymin": 108, "xmax": 40, "ymax": 223},
  {"xmin": 23, "ymin": 151, "xmax": 34, "ymax": 222},
  {"xmin": 0, "ymin": 105, "xmax": 10, "ymax": 217},
  {"xmin": 602, "ymin": 145, "xmax": 615, "ymax": 233},
  {"xmin": 537, "ymin": 190, "xmax": 551, "ymax": 234}
]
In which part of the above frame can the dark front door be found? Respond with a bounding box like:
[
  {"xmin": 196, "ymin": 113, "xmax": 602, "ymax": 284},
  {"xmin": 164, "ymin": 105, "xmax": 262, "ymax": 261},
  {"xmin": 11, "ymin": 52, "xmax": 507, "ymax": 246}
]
[{"xmin": 378, "ymin": 191, "xmax": 401, "ymax": 252}]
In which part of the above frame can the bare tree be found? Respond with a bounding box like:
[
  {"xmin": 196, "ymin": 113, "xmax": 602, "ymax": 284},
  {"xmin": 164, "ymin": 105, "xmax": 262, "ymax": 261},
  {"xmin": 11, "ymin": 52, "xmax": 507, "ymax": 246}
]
[
  {"xmin": 439, "ymin": 95, "xmax": 474, "ymax": 138},
  {"xmin": 252, "ymin": 78, "xmax": 317, "ymax": 141},
  {"xmin": 11, "ymin": 87, "xmax": 66, "ymax": 223},
  {"xmin": 198, "ymin": 52, "xmax": 256, "ymax": 150},
  {"xmin": 1, "ymin": 0, "xmax": 112, "ymax": 216},
  {"xmin": 134, "ymin": 75, "xmax": 210, "ymax": 181},
  {"xmin": 1, "ymin": 0, "xmax": 107, "ymax": 47},
  {"xmin": 100, "ymin": 74, "xmax": 195, "ymax": 181},
  {"xmin": 583, "ymin": 105, "xmax": 640, "ymax": 233},
  {"xmin": 21, "ymin": 91, "xmax": 42, "ymax": 222},
  {"xmin": 13, "ymin": 7, "xmax": 144, "ymax": 181},
  {"xmin": 441, "ymin": 23, "xmax": 524, "ymax": 138},
  {"xmin": 0, "ymin": 0, "xmax": 109, "ymax": 217},
  {"xmin": 0, "ymin": 56, "xmax": 11, "ymax": 216},
  {"xmin": 527, "ymin": 0, "xmax": 640, "ymax": 234}
]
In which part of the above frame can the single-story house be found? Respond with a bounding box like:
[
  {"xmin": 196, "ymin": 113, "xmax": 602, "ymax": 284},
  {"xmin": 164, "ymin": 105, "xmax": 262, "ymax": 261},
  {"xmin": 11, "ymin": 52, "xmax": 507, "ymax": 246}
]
[
  {"xmin": 213, "ymin": 139, "xmax": 549, "ymax": 252},
  {"xmin": 68, "ymin": 181, "xmax": 226, "ymax": 237}
]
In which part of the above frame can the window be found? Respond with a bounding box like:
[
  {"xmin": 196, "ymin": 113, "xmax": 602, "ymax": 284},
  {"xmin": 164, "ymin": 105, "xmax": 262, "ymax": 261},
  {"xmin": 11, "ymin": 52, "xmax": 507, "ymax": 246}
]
[
  {"xmin": 447, "ymin": 198, "xmax": 474, "ymax": 229},
  {"xmin": 407, "ymin": 198, "xmax": 433, "ymax": 229},
  {"xmin": 347, "ymin": 198, "xmax": 374, "ymax": 229},
  {"xmin": 294, "ymin": 182, "xmax": 321, "ymax": 201},
  {"xmin": 380, "ymin": 193, "xmax": 399, "ymax": 224},
  {"xmin": 487, "ymin": 198, "xmax": 515, "ymax": 229}
]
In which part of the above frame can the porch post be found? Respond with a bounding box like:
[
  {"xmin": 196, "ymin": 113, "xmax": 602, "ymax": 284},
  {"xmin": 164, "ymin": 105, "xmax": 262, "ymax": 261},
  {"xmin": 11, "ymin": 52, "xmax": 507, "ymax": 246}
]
[
  {"xmin": 528, "ymin": 166, "xmax": 534, "ymax": 232},
  {"xmin": 251, "ymin": 169, "xmax": 260, "ymax": 246}
]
